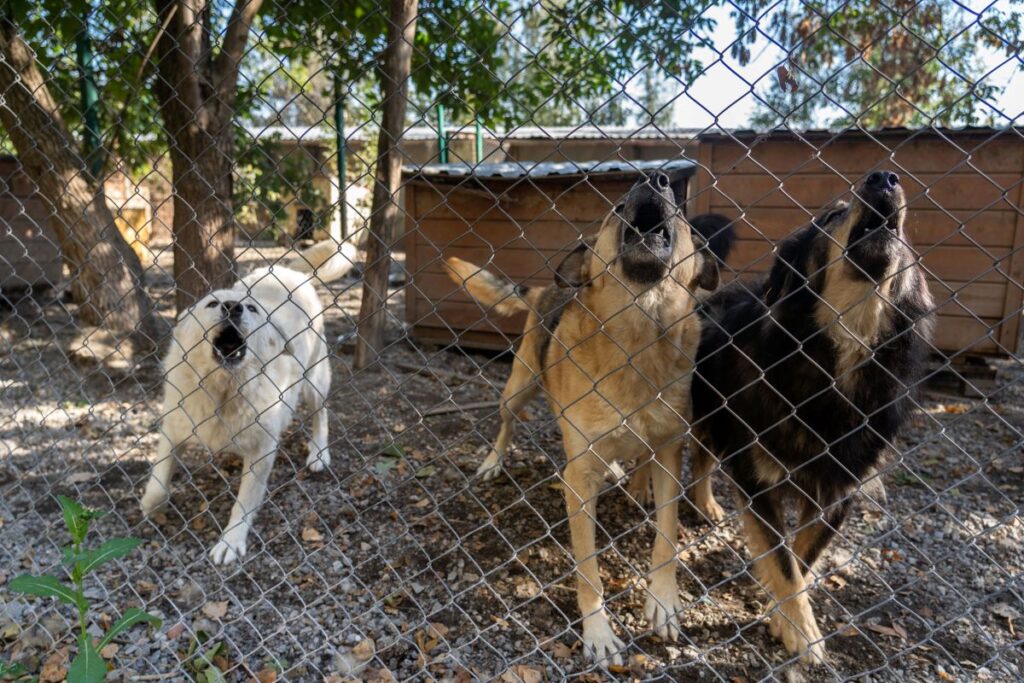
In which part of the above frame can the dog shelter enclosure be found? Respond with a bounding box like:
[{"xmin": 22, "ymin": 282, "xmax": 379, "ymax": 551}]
[{"xmin": 0, "ymin": 1, "xmax": 1023, "ymax": 681}]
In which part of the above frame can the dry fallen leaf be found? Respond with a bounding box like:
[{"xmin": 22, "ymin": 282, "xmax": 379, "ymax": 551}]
[
  {"xmin": 514, "ymin": 579, "xmax": 540, "ymax": 599},
  {"xmin": 254, "ymin": 666, "xmax": 278, "ymax": 683},
  {"xmin": 100, "ymin": 643, "xmax": 119, "ymax": 659},
  {"xmin": 501, "ymin": 665, "xmax": 543, "ymax": 683},
  {"xmin": 66, "ymin": 471, "xmax": 98, "ymax": 484},
  {"xmin": 301, "ymin": 526, "xmax": 324, "ymax": 544},
  {"xmin": 39, "ymin": 649, "xmax": 68, "ymax": 683},
  {"xmin": 165, "ymin": 622, "xmax": 185, "ymax": 640},
  {"xmin": 202, "ymin": 600, "xmax": 229, "ymax": 619},
  {"xmin": 352, "ymin": 637, "xmax": 375, "ymax": 661}
]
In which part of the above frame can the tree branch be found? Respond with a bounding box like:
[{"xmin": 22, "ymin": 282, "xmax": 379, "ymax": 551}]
[{"xmin": 214, "ymin": 0, "xmax": 264, "ymax": 98}]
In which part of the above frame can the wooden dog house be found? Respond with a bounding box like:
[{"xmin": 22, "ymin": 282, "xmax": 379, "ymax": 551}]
[{"xmin": 403, "ymin": 159, "xmax": 697, "ymax": 349}]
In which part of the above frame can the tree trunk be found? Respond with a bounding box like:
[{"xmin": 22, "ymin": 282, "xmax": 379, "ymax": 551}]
[
  {"xmin": 353, "ymin": 0, "xmax": 419, "ymax": 369},
  {"xmin": 0, "ymin": 18, "xmax": 168, "ymax": 349},
  {"xmin": 152, "ymin": 0, "xmax": 262, "ymax": 312}
]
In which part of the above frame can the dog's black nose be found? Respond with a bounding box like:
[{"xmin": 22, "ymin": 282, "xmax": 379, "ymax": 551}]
[
  {"xmin": 222, "ymin": 300, "xmax": 243, "ymax": 318},
  {"xmin": 651, "ymin": 171, "xmax": 670, "ymax": 190},
  {"xmin": 866, "ymin": 171, "xmax": 899, "ymax": 190}
]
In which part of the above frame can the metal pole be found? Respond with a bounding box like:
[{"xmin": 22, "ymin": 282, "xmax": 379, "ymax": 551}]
[
  {"xmin": 436, "ymin": 104, "xmax": 447, "ymax": 163},
  {"xmin": 76, "ymin": 16, "xmax": 101, "ymax": 177},
  {"xmin": 335, "ymin": 74, "xmax": 348, "ymax": 240},
  {"xmin": 475, "ymin": 119, "xmax": 483, "ymax": 163}
]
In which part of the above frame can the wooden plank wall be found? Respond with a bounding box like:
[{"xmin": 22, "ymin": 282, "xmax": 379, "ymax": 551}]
[
  {"xmin": 0, "ymin": 159, "xmax": 62, "ymax": 289},
  {"xmin": 689, "ymin": 131, "xmax": 1024, "ymax": 356},
  {"xmin": 405, "ymin": 177, "xmax": 635, "ymax": 349}
]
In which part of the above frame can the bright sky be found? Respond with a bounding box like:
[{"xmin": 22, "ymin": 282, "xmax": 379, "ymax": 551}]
[{"xmin": 668, "ymin": 2, "xmax": 1023, "ymax": 130}]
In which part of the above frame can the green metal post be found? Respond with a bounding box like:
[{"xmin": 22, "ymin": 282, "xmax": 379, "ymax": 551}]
[
  {"xmin": 334, "ymin": 74, "xmax": 348, "ymax": 240},
  {"xmin": 475, "ymin": 119, "xmax": 483, "ymax": 163},
  {"xmin": 76, "ymin": 18, "xmax": 101, "ymax": 177},
  {"xmin": 436, "ymin": 104, "xmax": 447, "ymax": 163}
]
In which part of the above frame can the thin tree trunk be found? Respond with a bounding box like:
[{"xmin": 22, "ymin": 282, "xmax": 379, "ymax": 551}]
[
  {"xmin": 0, "ymin": 18, "xmax": 168, "ymax": 349},
  {"xmin": 152, "ymin": 0, "xmax": 262, "ymax": 312},
  {"xmin": 353, "ymin": 0, "xmax": 418, "ymax": 369}
]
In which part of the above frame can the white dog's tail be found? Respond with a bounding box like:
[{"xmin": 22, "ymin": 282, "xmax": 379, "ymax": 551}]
[{"xmin": 284, "ymin": 235, "xmax": 362, "ymax": 284}]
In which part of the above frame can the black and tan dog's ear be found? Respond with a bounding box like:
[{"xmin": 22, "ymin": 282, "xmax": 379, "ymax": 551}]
[
  {"xmin": 555, "ymin": 239, "xmax": 593, "ymax": 288},
  {"xmin": 692, "ymin": 251, "xmax": 720, "ymax": 291},
  {"xmin": 688, "ymin": 233, "xmax": 720, "ymax": 291}
]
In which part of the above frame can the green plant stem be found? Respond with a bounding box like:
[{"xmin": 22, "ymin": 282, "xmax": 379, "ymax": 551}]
[{"xmin": 72, "ymin": 540, "xmax": 88, "ymax": 641}]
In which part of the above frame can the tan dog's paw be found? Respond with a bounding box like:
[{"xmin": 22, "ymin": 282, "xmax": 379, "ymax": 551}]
[
  {"xmin": 644, "ymin": 582, "xmax": 683, "ymax": 641},
  {"xmin": 581, "ymin": 613, "xmax": 626, "ymax": 666},
  {"xmin": 697, "ymin": 495, "xmax": 726, "ymax": 523},
  {"xmin": 474, "ymin": 447, "xmax": 502, "ymax": 481}
]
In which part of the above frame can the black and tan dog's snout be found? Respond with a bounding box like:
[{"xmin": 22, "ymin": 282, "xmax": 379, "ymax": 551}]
[{"xmin": 865, "ymin": 170, "xmax": 900, "ymax": 192}]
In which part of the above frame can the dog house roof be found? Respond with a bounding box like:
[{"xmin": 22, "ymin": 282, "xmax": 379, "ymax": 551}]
[{"xmin": 403, "ymin": 158, "xmax": 697, "ymax": 182}]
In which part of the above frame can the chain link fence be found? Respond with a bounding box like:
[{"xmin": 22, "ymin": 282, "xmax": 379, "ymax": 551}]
[{"xmin": 0, "ymin": 1, "xmax": 1022, "ymax": 681}]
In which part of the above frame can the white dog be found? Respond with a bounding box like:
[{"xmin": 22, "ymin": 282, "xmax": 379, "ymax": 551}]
[{"xmin": 140, "ymin": 238, "xmax": 358, "ymax": 564}]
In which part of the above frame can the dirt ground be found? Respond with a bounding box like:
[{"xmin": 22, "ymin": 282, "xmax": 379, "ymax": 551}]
[{"xmin": 1, "ymin": 244, "xmax": 1022, "ymax": 682}]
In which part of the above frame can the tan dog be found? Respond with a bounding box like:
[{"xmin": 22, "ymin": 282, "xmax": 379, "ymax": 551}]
[{"xmin": 446, "ymin": 173, "xmax": 719, "ymax": 664}]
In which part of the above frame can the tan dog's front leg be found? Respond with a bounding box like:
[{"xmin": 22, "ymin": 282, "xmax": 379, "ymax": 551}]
[
  {"xmin": 644, "ymin": 446, "xmax": 683, "ymax": 640},
  {"xmin": 564, "ymin": 448, "xmax": 625, "ymax": 665}
]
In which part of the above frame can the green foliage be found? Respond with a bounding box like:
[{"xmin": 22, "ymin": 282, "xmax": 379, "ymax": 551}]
[
  {"xmin": 7, "ymin": 496, "xmax": 161, "ymax": 683},
  {"xmin": 0, "ymin": 660, "xmax": 36, "ymax": 682},
  {"xmin": 741, "ymin": 0, "xmax": 1024, "ymax": 128},
  {"xmin": 184, "ymin": 630, "xmax": 228, "ymax": 683},
  {"xmin": 234, "ymin": 132, "xmax": 332, "ymax": 240}
]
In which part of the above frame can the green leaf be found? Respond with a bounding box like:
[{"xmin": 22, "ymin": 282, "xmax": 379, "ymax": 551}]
[
  {"xmin": 67, "ymin": 636, "xmax": 105, "ymax": 683},
  {"xmin": 415, "ymin": 465, "xmax": 436, "ymax": 479},
  {"xmin": 202, "ymin": 668, "xmax": 227, "ymax": 683},
  {"xmin": 8, "ymin": 575, "xmax": 83, "ymax": 610},
  {"xmin": 374, "ymin": 457, "xmax": 400, "ymax": 475},
  {"xmin": 379, "ymin": 443, "xmax": 406, "ymax": 459},
  {"xmin": 98, "ymin": 608, "xmax": 162, "ymax": 650},
  {"xmin": 58, "ymin": 496, "xmax": 89, "ymax": 544},
  {"xmin": 79, "ymin": 538, "xmax": 141, "ymax": 575}
]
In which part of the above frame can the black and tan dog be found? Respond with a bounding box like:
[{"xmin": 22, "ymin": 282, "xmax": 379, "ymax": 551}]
[
  {"xmin": 446, "ymin": 174, "xmax": 721, "ymax": 663},
  {"xmin": 691, "ymin": 171, "xmax": 934, "ymax": 663}
]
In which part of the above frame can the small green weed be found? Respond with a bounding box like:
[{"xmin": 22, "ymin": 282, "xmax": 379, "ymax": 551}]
[{"xmin": 8, "ymin": 496, "xmax": 161, "ymax": 683}]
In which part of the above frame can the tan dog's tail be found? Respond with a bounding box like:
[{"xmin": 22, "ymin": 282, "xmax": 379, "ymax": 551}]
[
  {"xmin": 285, "ymin": 236, "xmax": 361, "ymax": 284},
  {"xmin": 445, "ymin": 257, "xmax": 530, "ymax": 317}
]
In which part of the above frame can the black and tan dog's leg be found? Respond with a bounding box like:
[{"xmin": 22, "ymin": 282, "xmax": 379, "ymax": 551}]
[
  {"xmin": 690, "ymin": 444, "xmax": 725, "ymax": 522},
  {"xmin": 793, "ymin": 497, "xmax": 852, "ymax": 577},
  {"xmin": 477, "ymin": 348, "xmax": 541, "ymax": 480},
  {"xmin": 563, "ymin": 433, "xmax": 626, "ymax": 665},
  {"xmin": 740, "ymin": 489, "xmax": 826, "ymax": 664},
  {"xmin": 643, "ymin": 445, "xmax": 683, "ymax": 640}
]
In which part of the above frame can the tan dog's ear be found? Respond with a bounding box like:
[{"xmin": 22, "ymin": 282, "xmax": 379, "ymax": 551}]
[{"xmin": 555, "ymin": 238, "xmax": 594, "ymax": 288}]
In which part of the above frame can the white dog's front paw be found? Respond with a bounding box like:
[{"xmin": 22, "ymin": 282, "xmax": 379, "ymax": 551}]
[
  {"xmin": 140, "ymin": 485, "xmax": 170, "ymax": 517},
  {"xmin": 474, "ymin": 448, "xmax": 502, "ymax": 481},
  {"xmin": 644, "ymin": 581, "xmax": 683, "ymax": 641},
  {"xmin": 306, "ymin": 448, "xmax": 330, "ymax": 473},
  {"xmin": 209, "ymin": 531, "xmax": 248, "ymax": 565},
  {"xmin": 581, "ymin": 613, "xmax": 626, "ymax": 666}
]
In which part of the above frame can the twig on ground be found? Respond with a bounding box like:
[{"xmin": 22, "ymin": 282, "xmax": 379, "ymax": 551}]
[{"xmin": 424, "ymin": 400, "xmax": 500, "ymax": 417}]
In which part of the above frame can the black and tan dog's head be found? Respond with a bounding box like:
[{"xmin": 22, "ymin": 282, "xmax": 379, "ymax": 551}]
[
  {"xmin": 555, "ymin": 172, "xmax": 717, "ymax": 296},
  {"xmin": 766, "ymin": 170, "xmax": 915, "ymax": 306}
]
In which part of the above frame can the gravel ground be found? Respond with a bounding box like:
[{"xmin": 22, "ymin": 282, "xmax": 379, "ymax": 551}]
[{"xmin": 1, "ymin": 244, "xmax": 1022, "ymax": 682}]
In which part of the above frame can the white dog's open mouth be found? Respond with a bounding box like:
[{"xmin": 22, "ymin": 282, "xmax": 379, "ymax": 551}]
[{"xmin": 213, "ymin": 324, "xmax": 247, "ymax": 366}]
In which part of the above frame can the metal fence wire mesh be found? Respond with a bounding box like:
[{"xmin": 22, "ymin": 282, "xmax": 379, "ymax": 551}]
[{"xmin": 0, "ymin": 0, "xmax": 1022, "ymax": 681}]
